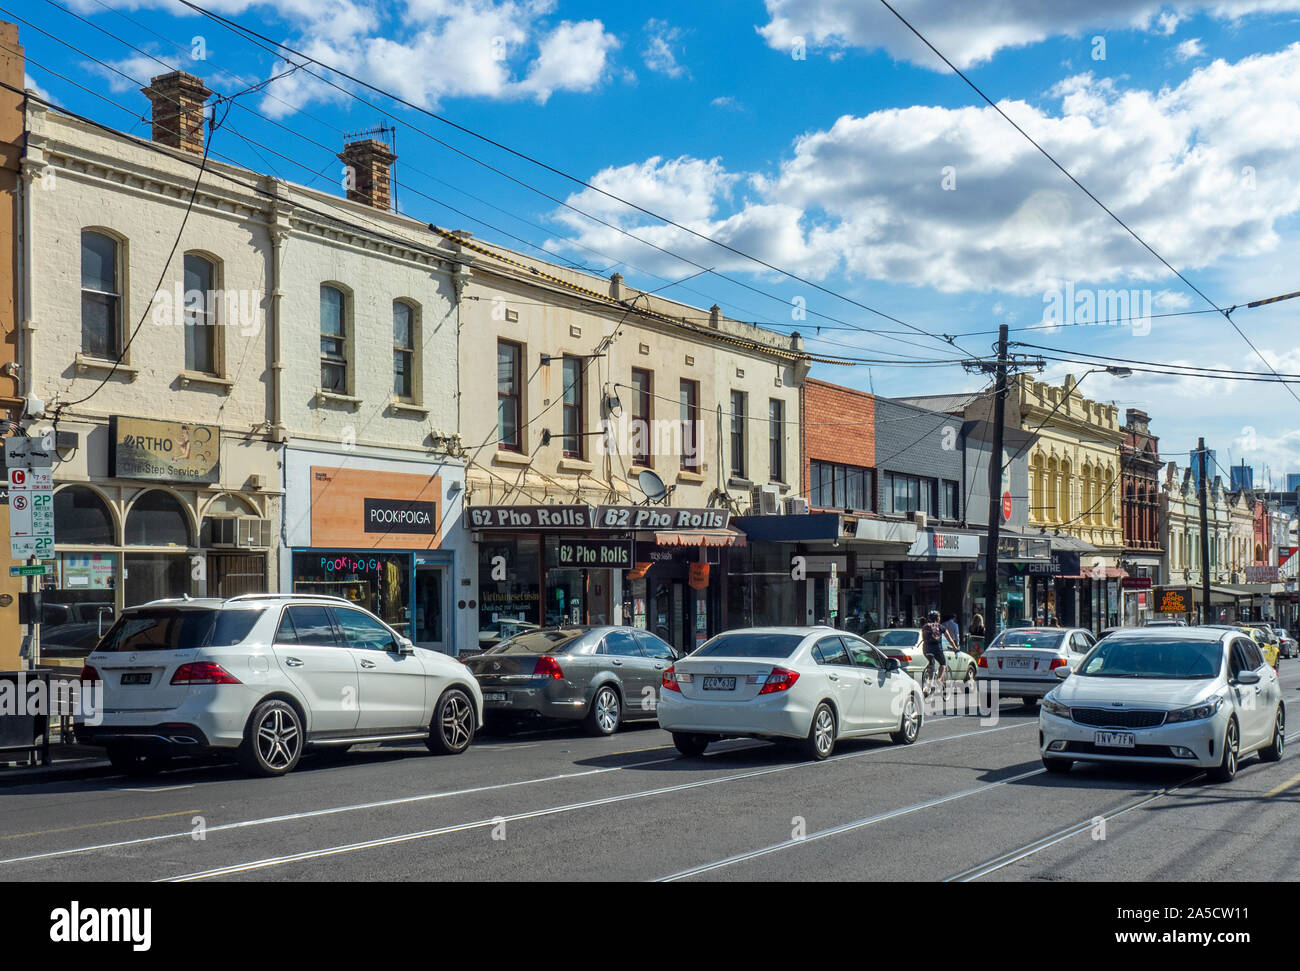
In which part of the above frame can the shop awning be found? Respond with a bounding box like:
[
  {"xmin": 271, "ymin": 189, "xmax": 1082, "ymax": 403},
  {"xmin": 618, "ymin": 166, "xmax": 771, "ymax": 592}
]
[
  {"xmin": 1055, "ymin": 567, "xmax": 1129, "ymax": 580},
  {"xmin": 733, "ymin": 513, "xmax": 842, "ymax": 542},
  {"xmin": 652, "ymin": 528, "xmax": 746, "ymax": 548}
]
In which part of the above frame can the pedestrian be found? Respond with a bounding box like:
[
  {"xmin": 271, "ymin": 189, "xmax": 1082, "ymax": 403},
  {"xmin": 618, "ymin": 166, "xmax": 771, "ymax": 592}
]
[
  {"xmin": 942, "ymin": 613, "xmax": 959, "ymax": 648},
  {"xmin": 970, "ymin": 612, "xmax": 986, "ymax": 656}
]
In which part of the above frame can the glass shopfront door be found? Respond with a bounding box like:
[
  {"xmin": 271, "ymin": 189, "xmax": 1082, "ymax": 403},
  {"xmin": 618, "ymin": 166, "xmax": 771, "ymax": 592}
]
[{"xmin": 414, "ymin": 561, "xmax": 449, "ymax": 651}]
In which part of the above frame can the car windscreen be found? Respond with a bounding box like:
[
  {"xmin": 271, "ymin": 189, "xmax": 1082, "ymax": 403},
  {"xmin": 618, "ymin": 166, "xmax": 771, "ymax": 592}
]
[
  {"xmin": 990, "ymin": 630, "xmax": 1065, "ymax": 651},
  {"xmin": 487, "ymin": 629, "xmax": 589, "ymax": 654},
  {"xmin": 1077, "ymin": 638, "xmax": 1222, "ymax": 679},
  {"xmin": 692, "ymin": 632, "xmax": 803, "ymax": 659},
  {"xmin": 866, "ymin": 630, "xmax": 918, "ymax": 646},
  {"xmin": 97, "ymin": 608, "xmax": 265, "ymax": 652}
]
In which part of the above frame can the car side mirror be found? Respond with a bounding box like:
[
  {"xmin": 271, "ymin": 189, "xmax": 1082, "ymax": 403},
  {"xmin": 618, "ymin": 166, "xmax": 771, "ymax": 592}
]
[
  {"xmin": 884, "ymin": 657, "xmax": 900, "ymax": 672},
  {"xmin": 1054, "ymin": 666, "xmax": 1072, "ymax": 680},
  {"xmin": 1235, "ymin": 670, "xmax": 1261, "ymax": 685},
  {"xmin": 396, "ymin": 637, "xmax": 415, "ymax": 656}
]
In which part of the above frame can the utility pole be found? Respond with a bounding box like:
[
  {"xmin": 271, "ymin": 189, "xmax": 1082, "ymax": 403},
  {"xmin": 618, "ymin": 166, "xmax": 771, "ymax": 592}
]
[
  {"xmin": 1197, "ymin": 437, "xmax": 1212, "ymax": 624},
  {"xmin": 984, "ymin": 324, "xmax": 1010, "ymax": 640}
]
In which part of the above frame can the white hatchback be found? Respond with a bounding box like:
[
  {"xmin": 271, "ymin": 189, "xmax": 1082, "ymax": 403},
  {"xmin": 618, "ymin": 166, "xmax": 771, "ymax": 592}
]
[
  {"xmin": 657, "ymin": 627, "xmax": 925, "ymax": 760},
  {"xmin": 75, "ymin": 594, "xmax": 483, "ymax": 777},
  {"xmin": 1039, "ymin": 627, "xmax": 1285, "ymax": 782}
]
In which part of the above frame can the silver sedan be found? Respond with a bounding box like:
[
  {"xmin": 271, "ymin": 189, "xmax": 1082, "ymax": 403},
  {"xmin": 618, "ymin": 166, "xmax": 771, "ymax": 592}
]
[{"xmin": 865, "ymin": 628, "xmax": 977, "ymax": 689}]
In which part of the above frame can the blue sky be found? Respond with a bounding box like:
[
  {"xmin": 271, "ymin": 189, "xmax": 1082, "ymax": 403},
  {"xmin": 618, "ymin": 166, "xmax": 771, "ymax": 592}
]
[{"xmin": 16, "ymin": 0, "xmax": 1300, "ymax": 482}]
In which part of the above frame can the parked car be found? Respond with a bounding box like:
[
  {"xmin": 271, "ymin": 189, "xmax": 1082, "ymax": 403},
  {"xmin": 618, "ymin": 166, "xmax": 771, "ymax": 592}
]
[
  {"xmin": 75, "ymin": 594, "xmax": 483, "ymax": 777},
  {"xmin": 1039, "ymin": 626, "xmax": 1284, "ymax": 782},
  {"xmin": 864, "ymin": 628, "xmax": 977, "ymax": 689},
  {"xmin": 1276, "ymin": 629, "xmax": 1299, "ymax": 659},
  {"xmin": 462, "ymin": 626, "xmax": 681, "ymax": 736},
  {"xmin": 1206, "ymin": 625, "xmax": 1278, "ymax": 670},
  {"xmin": 658, "ymin": 627, "xmax": 925, "ymax": 760},
  {"xmin": 976, "ymin": 626, "xmax": 1095, "ymax": 706}
]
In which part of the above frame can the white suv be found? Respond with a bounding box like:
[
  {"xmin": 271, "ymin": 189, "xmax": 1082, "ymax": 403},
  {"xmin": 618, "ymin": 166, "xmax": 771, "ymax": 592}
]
[{"xmin": 75, "ymin": 594, "xmax": 483, "ymax": 777}]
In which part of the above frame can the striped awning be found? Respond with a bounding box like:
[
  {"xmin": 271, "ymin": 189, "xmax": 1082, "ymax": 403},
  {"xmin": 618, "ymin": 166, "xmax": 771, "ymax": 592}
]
[{"xmin": 653, "ymin": 529, "xmax": 746, "ymax": 548}]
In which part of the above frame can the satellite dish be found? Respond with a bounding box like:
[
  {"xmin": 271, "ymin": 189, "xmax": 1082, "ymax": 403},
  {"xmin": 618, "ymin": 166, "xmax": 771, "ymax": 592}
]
[{"xmin": 638, "ymin": 469, "xmax": 668, "ymax": 503}]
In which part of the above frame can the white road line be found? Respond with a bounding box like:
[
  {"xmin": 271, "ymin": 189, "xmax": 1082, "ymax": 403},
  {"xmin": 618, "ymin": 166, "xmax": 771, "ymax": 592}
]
[
  {"xmin": 161, "ymin": 721, "xmax": 1032, "ymax": 882},
  {"xmin": 656, "ymin": 768, "xmax": 1045, "ymax": 882}
]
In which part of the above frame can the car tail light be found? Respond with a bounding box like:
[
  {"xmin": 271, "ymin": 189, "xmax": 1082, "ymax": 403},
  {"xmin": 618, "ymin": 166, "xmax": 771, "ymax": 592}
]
[
  {"xmin": 80, "ymin": 664, "xmax": 100, "ymax": 683},
  {"xmin": 533, "ymin": 655, "xmax": 565, "ymax": 680},
  {"xmin": 171, "ymin": 662, "xmax": 241, "ymax": 685},
  {"xmin": 896, "ymin": 654, "xmax": 912, "ymax": 663},
  {"xmin": 1047, "ymin": 658, "xmax": 1068, "ymax": 670},
  {"xmin": 759, "ymin": 667, "xmax": 800, "ymax": 695},
  {"xmin": 977, "ymin": 655, "xmax": 988, "ymax": 668},
  {"xmin": 662, "ymin": 665, "xmax": 681, "ymax": 692}
]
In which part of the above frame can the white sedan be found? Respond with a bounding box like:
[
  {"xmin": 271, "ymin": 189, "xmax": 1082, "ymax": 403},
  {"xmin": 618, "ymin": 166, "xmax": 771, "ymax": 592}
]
[
  {"xmin": 1040, "ymin": 626, "xmax": 1285, "ymax": 782},
  {"xmin": 657, "ymin": 627, "xmax": 925, "ymax": 760}
]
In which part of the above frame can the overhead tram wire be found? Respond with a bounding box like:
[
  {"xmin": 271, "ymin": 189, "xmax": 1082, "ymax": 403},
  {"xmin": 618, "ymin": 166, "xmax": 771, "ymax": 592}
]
[
  {"xmin": 876, "ymin": 0, "xmax": 1300, "ymax": 406},
  {"xmin": 41, "ymin": 2, "xmax": 963, "ymax": 366},
  {"xmin": 173, "ymin": 0, "xmax": 980, "ymax": 360},
  {"xmin": 1012, "ymin": 338, "xmax": 1300, "ymax": 380},
  {"xmin": 1, "ymin": 58, "xmax": 885, "ymax": 373}
]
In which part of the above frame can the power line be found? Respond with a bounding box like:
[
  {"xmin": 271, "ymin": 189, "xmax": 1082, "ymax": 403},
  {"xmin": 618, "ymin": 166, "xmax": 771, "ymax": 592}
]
[
  {"xmin": 874, "ymin": 0, "xmax": 1300, "ymax": 406},
  {"xmin": 174, "ymin": 0, "xmax": 978, "ymax": 359}
]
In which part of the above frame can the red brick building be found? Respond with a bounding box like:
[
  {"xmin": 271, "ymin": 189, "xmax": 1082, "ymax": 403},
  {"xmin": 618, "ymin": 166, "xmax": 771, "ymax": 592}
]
[{"xmin": 800, "ymin": 378, "xmax": 875, "ymax": 512}]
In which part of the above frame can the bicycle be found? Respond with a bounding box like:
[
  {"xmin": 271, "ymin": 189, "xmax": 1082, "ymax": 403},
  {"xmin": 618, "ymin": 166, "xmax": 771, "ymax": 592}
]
[{"xmin": 921, "ymin": 653, "xmax": 948, "ymax": 699}]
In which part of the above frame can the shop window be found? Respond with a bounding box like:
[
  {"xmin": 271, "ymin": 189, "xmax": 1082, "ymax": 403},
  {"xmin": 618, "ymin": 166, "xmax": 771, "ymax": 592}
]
[
  {"xmin": 81, "ymin": 229, "xmax": 122, "ymax": 359},
  {"xmin": 124, "ymin": 553, "xmax": 191, "ymax": 608},
  {"xmin": 292, "ymin": 552, "xmax": 411, "ymax": 635},
  {"xmin": 40, "ymin": 553, "xmax": 119, "ymax": 660},
  {"xmin": 183, "ymin": 253, "xmax": 218, "ymax": 374},
  {"xmin": 477, "ymin": 536, "xmax": 540, "ymax": 632},
  {"xmin": 54, "ymin": 486, "xmax": 115, "ymax": 545},
  {"xmin": 125, "ymin": 490, "xmax": 192, "ymax": 546}
]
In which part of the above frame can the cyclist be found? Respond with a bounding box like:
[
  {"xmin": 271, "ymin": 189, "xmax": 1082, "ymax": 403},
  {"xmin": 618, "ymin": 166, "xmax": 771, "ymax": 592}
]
[{"xmin": 921, "ymin": 610, "xmax": 957, "ymax": 697}]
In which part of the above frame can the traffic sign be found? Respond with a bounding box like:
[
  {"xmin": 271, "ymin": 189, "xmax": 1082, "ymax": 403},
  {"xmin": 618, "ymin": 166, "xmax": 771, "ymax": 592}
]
[
  {"xmin": 4, "ymin": 435, "xmax": 53, "ymax": 468},
  {"xmin": 8, "ymin": 463, "xmax": 54, "ymax": 560},
  {"xmin": 8, "ymin": 564, "xmax": 50, "ymax": 577}
]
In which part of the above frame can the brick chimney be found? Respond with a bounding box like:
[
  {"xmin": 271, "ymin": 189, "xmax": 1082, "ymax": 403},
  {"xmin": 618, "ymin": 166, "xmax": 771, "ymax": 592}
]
[
  {"xmin": 338, "ymin": 138, "xmax": 397, "ymax": 211},
  {"xmin": 141, "ymin": 71, "xmax": 211, "ymax": 155}
]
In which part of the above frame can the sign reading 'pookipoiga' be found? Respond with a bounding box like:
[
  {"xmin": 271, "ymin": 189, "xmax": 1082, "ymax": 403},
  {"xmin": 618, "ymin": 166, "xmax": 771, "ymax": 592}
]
[{"xmin": 364, "ymin": 498, "xmax": 438, "ymax": 534}]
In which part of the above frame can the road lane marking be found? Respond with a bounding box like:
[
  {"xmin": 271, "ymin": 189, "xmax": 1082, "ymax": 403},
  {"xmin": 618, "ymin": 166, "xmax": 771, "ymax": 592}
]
[
  {"xmin": 0, "ymin": 809, "xmax": 200, "ymax": 842},
  {"xmin": 160, "ymin": 722, "xmax": 1033, "ymax": 881},
  {"xmin": 1264, "ymin": 768, "xmax": 1300, "ymax": 798},
  {"xmin": 656, "ymin": 768, "xmax": 1045, "ymax": 882},
  {"xmin": 945, "ymin": 774, "xmax": 1205, "ymax": 882}
]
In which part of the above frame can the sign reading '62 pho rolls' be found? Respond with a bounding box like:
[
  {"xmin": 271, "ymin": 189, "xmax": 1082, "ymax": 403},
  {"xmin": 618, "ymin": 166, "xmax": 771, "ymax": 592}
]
[{"xmin": 109, "ymin": 416, "xmax": 220, "ymax": 484}]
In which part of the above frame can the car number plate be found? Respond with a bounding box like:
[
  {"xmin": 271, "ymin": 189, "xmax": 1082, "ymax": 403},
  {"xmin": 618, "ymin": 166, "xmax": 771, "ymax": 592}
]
[
  {"xmin": 120, "ymin": 673, "xmax": 152, "ymax": 686},
  {"xmin": 483, "ymin": 691, "xmax": 508, "ymax": 703},
  {"xmin": 1004, "ymin": 658, "xmax": 1032, "ymax": 669},
  {"xmin": 702, "ymin": 677, "xmax": 736, "ymax": 691},
  {"xmin": 1094, "ymin": 731, "xmax": 1135, "ymax": 748}
]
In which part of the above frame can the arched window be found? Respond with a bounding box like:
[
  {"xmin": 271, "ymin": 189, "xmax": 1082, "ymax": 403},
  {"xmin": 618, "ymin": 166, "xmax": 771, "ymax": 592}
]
[
  {"xmin": 125, "ymin": 490, "xmax": 192, "ymax": 546},
  {"xmin": 1103, "ymin": 469, "xmax": 1114, "ymax": 527},
  {"xmin": 183, "ymin": 252, "xmax": 219, "ymax": 375},
  {"xmin": 81, "ymin": 230, "xmax": 122, "ymax": 358},
  {"xmin": 1030, "ymin": 453, "xmax": 1045, "ymax": 523},
  {"xmin": 53, "ymin": 486, "xmax": 115, "ymax": 545},
  {"xmin": 1081, "ymin": 462, "xmax": 1093, "ymax": 527},
  {"xmin": 1045, "ymin": 457, "xmax": 1059, "ymax": 523},
  {"xmin": 200, "ymin": 493, "xmax": 258, "ymax": 546}
]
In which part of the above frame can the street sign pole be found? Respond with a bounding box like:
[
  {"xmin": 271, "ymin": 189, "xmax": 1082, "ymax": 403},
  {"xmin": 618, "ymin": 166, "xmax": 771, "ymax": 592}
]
[{"xmin": 984, "ymin": 324, "xmax": 1010, "ymax": 640}]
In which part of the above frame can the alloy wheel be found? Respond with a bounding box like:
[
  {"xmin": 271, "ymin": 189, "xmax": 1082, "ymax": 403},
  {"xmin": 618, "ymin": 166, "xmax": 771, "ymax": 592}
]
[
  {"xmin": 1225, "ymin": 721, "xmax": 1238, "ymax": 777},
  {"xmin": 256, "ymin": 707, "xmax": 301, "ymax": 770},
  {"xmin": 903, "ymin": 696, "xmax": 919, "ymax": 741},
  {"xmin": 441, "ymin": 693, "xmax": 473, "ymax": 749},
  {"xmin": 595, "ymin": 689, "xmax": 619, "ymax": 733},
  {"xmin": 814, "ymin": 708, "xmax": 834, "ymax": 756}
]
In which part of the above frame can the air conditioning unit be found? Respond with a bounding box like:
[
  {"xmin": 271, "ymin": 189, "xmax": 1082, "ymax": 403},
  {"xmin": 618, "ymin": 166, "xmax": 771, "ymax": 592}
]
[
  {"xmin": 784, "ymin": 496, "xmax": 810, "ymax": 516},
  {"xmin": 238, "ymin": 518, "xmax": 274, "ymax": 548},
  {"xmin": 908, "ymin": 510, "xmax": 928, "ymax": 529},
  {"xmin": 750, "ymin": 484, "xmax": 781, "ymax": 516}
]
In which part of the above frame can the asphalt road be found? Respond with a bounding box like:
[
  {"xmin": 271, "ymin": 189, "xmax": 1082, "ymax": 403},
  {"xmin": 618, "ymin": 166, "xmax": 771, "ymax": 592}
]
[{"xmin": 2, "ymin": 661, "xmax": 1299, "ymax": 882}]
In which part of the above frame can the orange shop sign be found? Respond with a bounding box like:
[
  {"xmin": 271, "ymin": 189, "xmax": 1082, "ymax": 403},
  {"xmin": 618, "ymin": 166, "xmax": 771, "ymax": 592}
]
[{"xmin": 310, "ymin": 466, "xmax": 443, "ymax": 550}]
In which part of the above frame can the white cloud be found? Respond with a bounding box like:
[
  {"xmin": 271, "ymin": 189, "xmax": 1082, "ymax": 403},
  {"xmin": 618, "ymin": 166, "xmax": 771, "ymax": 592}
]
[
  {"xmin": 24, "ymin": 73, "xmax": 50, "ymax": 102},
  {"xmin": 1175, "ymin": 37, "xmax": 1207, "ymax": 60},
  {"xmin": 757, "ymin": 0, "xmax": 1300, "ymax": 69},
  {"xmin": 642, "ymin": 18, "xmax": 690, "ymax": 78},
  {"xmin": 550, "ymin": 45, "xmax": 1300, "ymax": 295},
  {"xmin": 710, "ymin": 95, "xmax": 742, "ymax": 109}
]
